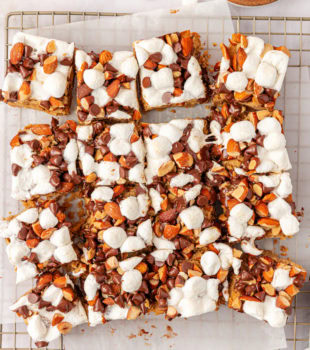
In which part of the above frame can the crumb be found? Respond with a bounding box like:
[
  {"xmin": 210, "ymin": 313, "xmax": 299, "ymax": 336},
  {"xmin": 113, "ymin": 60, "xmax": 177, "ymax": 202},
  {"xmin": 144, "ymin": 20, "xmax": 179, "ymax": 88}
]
[
  {"xmin": 151, "ymin": 325, "xmax": 157, "ymax": 329},
  {"xmin": 128, "ymin": 333, "xmax": 136, "ymax": 339},
  {"xmin": 280, "ymin": 245, "xmax": 288, "ymax": 256},
  {"xmin": 162, "ymin": 325, "xmax": 178, "ymax": 339},
  {"xmin": 170, "ymin": 9, "xmax": 179, "ymax": 14},
  {"xmin": 138, "ymin": 328, "xmax": 149, "ymax": 336},
  {"xmin": 81, "ymin": 328, "xmax": 85, "ymax": 333},
  {"xmin": 170, "ymin": 109, "xmax": 176, "ymax": 113},
  {"xmin": 212, "ymin": 42, "xmax": 217, "ymax": 47},
  {"xmin": 110, "ymin": 327, "xmax": 116, "ymax": 335}
]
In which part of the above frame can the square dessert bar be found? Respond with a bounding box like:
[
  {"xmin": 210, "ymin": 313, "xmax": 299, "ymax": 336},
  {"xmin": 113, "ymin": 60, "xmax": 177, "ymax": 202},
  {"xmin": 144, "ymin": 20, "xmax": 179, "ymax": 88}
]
[
  {"xmin": 10, "ymin": 272, "xmax": 87, "ymax": 348},
  {"xmin": 75, "ymin": 49, "xmax": 141, "ymax": 123},
  {"xmin": 0, "ymin": 199, "xmax": 79, "ymax": 284},
  {"xmin": 209, "ymin": 105, "xmax": 291, "ymax": 174},
  {"xmin": 228, "ymin": 251, "xmax": 306, "ymax": 328},
  {"xmin": 1, "ymin": 32, "xmax": 75, "ymax": 115},
  {"xmin": 217, "ymin": 171, "xmax": 299, "ymax": 252},
  {"xmin": 10, "ymin": 118, "xmax": 81, "ymax": 201},
  {"xmin": 77, "ymin": 121, "xmax": 145, "ymax": 186},
  {"xmin": 133, "ymin": 30, "xmax": 209, "ymax": 111},
  {"xmin": 213, "ymin": 34, "xmax": 290, "ymax": 110},
  {"xmin": 81, "ymin": 184, "xmax": 150, "ymax": 264}
]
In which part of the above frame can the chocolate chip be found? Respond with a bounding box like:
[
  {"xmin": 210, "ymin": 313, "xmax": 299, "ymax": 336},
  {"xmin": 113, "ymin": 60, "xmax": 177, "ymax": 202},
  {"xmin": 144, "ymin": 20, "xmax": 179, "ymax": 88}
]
[
  {"xmin": 24, "ymin": 45, "xmax": 33, "ymax": 57},
  {"xmin": 169, "ymin": 63, "xmax": 181, "ymax": 71},
  {"xmin": 142, "ymin": 77, "xmax": 151, "ymax": 88},
  {"xmin": 23, "ymin": 57, "xmax": 34, "ymax": 69},
  {"xmin": 100, "ymin": 284, "xmax": 112, "ymax": 295},
  {"xmin": 7, "ymin": 62, "xmax": 18, "ymax": 73},
  {"xmin": 77, "ymin": 110, "xmax": 88, "ymax": 122},
  {"xmin": 156, "ymin": 183, "xmax": 165, "ymax": 194},
  {"xmin": 168, "ymin": 266, "xmax": 179, "ymax": 277},
  {"xmin": 28, "ymin": 252, "xmax": 39, "ymax": 264},
  {"xmin": 49, "ymin": 173, "xmax": 61, "ymax": 187},
  {"xmin": 17, "ymin": 305, "xmax": 30, "ymax": 319},
  {"xmin": 173, "ymin": 42, "xmax": 182, "ymax": 53},
  {"xmin": 40, "ymin": 100, "xmax": 50, "ymax": 110},
  {"xmin": 60, "ymin": 57, "xmax": 73, "ymax": 66},
  {"xmin": 255, "ymin": 291, "xmax": 266, "ymax": 301},
  {"xmin": 17, "ymin": 226, "xmax": 28, "ymax": 240},
  {"xmin": 180, "ymin": 261, "xmax": 193, "ymax": 273},
  {"xmin": 89, "ymin": 103, "xmax": 100, "ymax": 116},
  {"xmin": 197, "ymin": 195, "xmax": 209, "ymax": 207},
  {"xmin": 28, "ymin": 293, "xmax": 40, "ymax": 304},
  {"xmin": 265, "ymin": 88, "xmax": 277, "ymax": 98},
  {"xmin": 35, "ymin": 341, "xmax": 49, "ymax": 348},
  {"xmin": 167, "ymin": 278, "xmax": 175, "ymax": 290},
  {"xmin": 19, "ymin": 66, "xmax": 31, "ymax": 79},
  {"xmin": 136, "ymin": 184, "xmax": 147, "ymax": 195},
  {"xmin": 167, "ymin": 253, "xmax": 176, "ymax": 266},
  {"xmin": 175, "ymin": 275, "xmax": 185, "ymax": 287},
  {"xmin": 132, "ymin": 293, "xmax": 144, "ymax": 306},
  {"xmin": 115, "ymin": 295, "xmax": 125, "ymax": 308},
  {"xmin": 77, "ymin": 84, "xmax": 92, "ymax": 100},
  {"xmin": 49, "ymin": 202, "xmax": 59, "ymax": 216},
  {"xmin": 50, "ymin": 155, "xmax": 63, "ymax": 166},
  {"xmin": 146, "ymin": 254, "xmax": 155, "ymax": 265},
  {"xmin": 38, "ymin": 53, "xmax": 48, "ymax": 66},
  {"xmin": 11, "ymin": 163, "xmax": 21, "ymax": 176},
  {"xmin": 149, "ymin": 52, "xmax": 162, "ymax": 63},
  {"xmin": 105, "ymin": 63, "xmax": 118, "ymax": 73},
  {"xmin": 9, "ymin": 91, "xmax": 18, "ymax": 102},
  {"xmin": 257, "ymin": 94, "xmax": 270, "ymax": 105},
  {"xmin": 240, "ymin": 270, "xmax": 254, "ymax": 281},
  {"xmin": 139, "ymin": 280, "xmax": 149, "ymax": 294},
  {"xmin": 171, "ymin": 142, "xmax": 184, "ymax": 153},
  {"xmin": 228, "ymin": 103, "xmax": 241, "ymax": 117},
  {"xmin": 245, "ymin": 144, "xmax": 257, "ymax": 156},
  {"xmin": 57, "ymin": 298, "xmax": 74, "ymax": 313},
  {"xmin": 38, "ymin": 300, "xmax": 51, "ymax": 309},
  {"xmin": 89, "ymin": 51, "xmax": 99, "ymax": 62},
  {"xmin": 256, "ymin": 135, "xmax": 265, "ymax": 146},
  {"xmin": 180, "ymin": 58, "xmax": 189, "ymax": 69},
  {"xmin": 93, "ymin": 298, "xmax": 105, "ymax": 313},
  {"xmin": 158, "ymin": 208, "xmax": 177, "ymax": 223},
  {"xmin": 162, "ymin": 92, "xmax": 173, "ymax": 104}
]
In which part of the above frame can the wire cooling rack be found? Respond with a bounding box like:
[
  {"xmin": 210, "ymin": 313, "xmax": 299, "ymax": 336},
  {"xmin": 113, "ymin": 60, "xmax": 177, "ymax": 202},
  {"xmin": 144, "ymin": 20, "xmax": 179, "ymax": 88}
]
[{"xmin": 1, "ymin": 10, "xmax": 310, "ymax": 350}]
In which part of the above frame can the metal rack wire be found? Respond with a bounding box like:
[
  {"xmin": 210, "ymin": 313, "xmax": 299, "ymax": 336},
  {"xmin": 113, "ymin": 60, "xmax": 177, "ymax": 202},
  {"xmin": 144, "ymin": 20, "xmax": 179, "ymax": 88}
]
[{"xmin": 1, "ymin": 10, "xmax": 309, "ymax": 350}]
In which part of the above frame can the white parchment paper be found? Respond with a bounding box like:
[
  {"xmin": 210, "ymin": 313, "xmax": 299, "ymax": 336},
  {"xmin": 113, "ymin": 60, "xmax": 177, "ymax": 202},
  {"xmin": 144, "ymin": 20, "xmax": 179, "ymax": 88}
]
[{"xmin": 2, "ymin": 0, "xmax": 309, "ymax": 348}]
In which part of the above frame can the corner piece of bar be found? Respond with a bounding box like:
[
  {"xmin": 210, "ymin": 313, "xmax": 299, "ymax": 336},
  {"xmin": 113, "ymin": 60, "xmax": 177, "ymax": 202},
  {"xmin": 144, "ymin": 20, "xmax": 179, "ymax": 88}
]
[
  {"xmin": 133, "ymin": 30, "xmax": 209, "ymax": 111},
  {"xmin": 212, "ymin": 33, "xmax": 290, "ymax": 110},
  {"xmin": 10, "ymin": 272, "xmax": 87, "ymax": 347},
  {"xmin": 75, "ymin": 49, "xmax": 141, "ymax": 123},
  {"xmin": 228, "ymin": 251, "xmax": 306, "ymax": 327},
  {"xmin": 2, "ymin": 32, "xmax": 75, "ymax": 115},
  {"xmin": 10, "ymin": 118, "xmax": 81, "ymax": 201}
]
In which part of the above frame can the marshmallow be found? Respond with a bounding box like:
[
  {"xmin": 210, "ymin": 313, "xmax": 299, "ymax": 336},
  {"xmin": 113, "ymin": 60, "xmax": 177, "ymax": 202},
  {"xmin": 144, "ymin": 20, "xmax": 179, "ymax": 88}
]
[
  {"xmin": 179, "ymin": 206, "xmax": 204, "ymax": 229},
  {"xmin": 120, "ymin": 236, "xmax": 146, "ymax": 253},
  {"xmin": 151, "ymin": 68, "xmax": 174, "ymax": 90},
  {"xmin": 151, "ymin": 249, "xmax": 173, "ymax": 262},
  {"xmin": 230, "ymin": 121, "xmax": 256, "ymax": 142},
  {"xmin": 77, "ymin": 125, "xmax": 93, "ymax": 141},
  {"xmin": 243, "ymin": 300, "xmax": 264, "ymax": 321},
  {"xmin": 199, "ymin": 226, "xmax": 221, "ymax": 245},
  {"xmin": 83, "ymin": 69, "xmax": 105, "ymax": 89},
  {"xmin": 91, "ymin": 186, "xmax": 114, "ymax": 202},
  {"xmin": 255, "ymin": 62, "xmax": 277, "ymax": 88},
  {"xmin": 11, "ymin": 144, "xmax": 33, "ymax": 169},
  {"xmin": 43, "ymin": 284, "xmax": 63, "ymax": 306},
  {"xmin": 84, "ymin": 274, "xmax": 99, "ymax": 300},
  {"xmin": 153, "ymin": 236, "xmax": 176, "ymax": 250},
  {"xmin": 184, "ymin": 184, "xmax": 202, "ymax": 202},
  {"xmin": 43, "ymin": 72, "xmax": 67, "ymax": 98},
  {"xmin": 103, "ymin": 227, "xmax": 127, "ymax": 249},
  {"xmin": 200, "ymin": 251, "xmax": 221, "ymax": 276},
  {"xmin": 16, "ymin": 261, "xmax": 37, "ymax": 284},
  {"xmin": 16, "ymin": 208, "xmax": 38, "ymax": 224},
  {"xmin": 241, "ymin": 239, "xmax": 263, "ymax": 256},
  {"xmin": 121, "ymin": 270, "xmax": 142, "ymax": 293},
  {"xmin": 39, "ymin": 208, "xmax": 58, "ymax": 229},
  {"xmin": 105, "ymin": 304, "xmax": 129, "ymax": 321},
  {"xmin": 119, "ymin": 256, "xmax": 143, "ymax": 272},
  {"xmin": 136, "ymin": 219, "xmax": 153, "ymax": 245},
  {"xmin": 272, "ymin": 268, "xmax": 293, "ymax": 291},
  {"xmin": 54, "ymin": 244, "xmax": 77, "ymax": 263},
  {"xmin": 263, "ymin": 132, "xmax": 286, "ymax": 151},
  {"xmin": 268, "ymin": 198, "xmax": 291, "ymax": 220},
  {"xmin": 27, "ymin": 315, "xmax": 47, "ymax": 341},
  {"xmin": 32, "ymin": 240, "xmax": 55, "ymax": 262},
  {"xmin": 170, "ymin": 174, "xmax": 194, "ymax": 188},
  {"xmin": 257, "ymin": 117, "xmax": 281, "ymax": 135},
  {"xmin": 279, "ymin": 214, "xmax": 299, "ymax": 236},
  {"xmin": 6, "ymin": 239, "xmax": 30, "ymax": 265},
  {"xmin": 149, "ymin": 188, "xmax": 163, "ymax": 213},
  {"xmin": 225, "ymin": 72, "xmax": 248, "ymax": 92},
  {"xmin": 230, "ymin": 203, "xmax": 253, "ymax": 224}
]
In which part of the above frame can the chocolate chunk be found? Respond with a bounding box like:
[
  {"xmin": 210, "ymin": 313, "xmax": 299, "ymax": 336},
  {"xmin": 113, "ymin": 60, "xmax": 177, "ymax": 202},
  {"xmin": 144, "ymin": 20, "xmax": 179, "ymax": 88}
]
[
  {"xmin": 50, "ymin": 155, "xmax": 63, "ymax": 166},
  {"xmin": 23, "ymin": 57, "xmax": 34, "ymax": 69},
  {"xmin": 162, "ymin": 92, "xmax": 173, "ymax": 104},
  {"xmin": 100, "ymin": 284, "xmax": 112, "ymax": 295},
  {"xmin": 28, "ymin": 293, "xmax": 40, "ymax": 304},
  {"xmin": 197, "ymin": 195, "xmax": 209, "ymax": 207},
  {"xmin": 265, "ymin": 88, "xmax": 277, "ymax": 98},
  {"xmin": 174, "ymin": 76, "xmax": 184, "ymax": 89},
  {"xmin": 132, "ymin": 293, "xmax": 144, "ymax": 306},
  {"xmin": 24, "ymin": 45, "xmax": 33, "ymax": 58},
  {"xmin": 77, "ymin": 110, "xmax": 88, "ymax": 122},
  {"xmin": 257, "ymin": 94, "xmax": 270, "ymax": 105},
  {"xmin": 240, "ymin": 270, "xmax": 254, "ymax": 281},
  {"xmin": 149, "ymin": 52, "xmax": 162, "ymax": 63},
  {"xmin": 256, "ymin": 135, "xmax": 265, "ymax": 146},
  {"xmin": 49, "ymin": 173, "xmax": 61, "ymax": 187},
  {"xmin": 171, "ymin": 142, "xmax": 184, "ymax": 153},
  {"xmin": 89, "ymin": 103, "xmax": 100, "ymax": 116},
  {"xmin": 93, "ymin": 298, "xmax": 105, "ymax": 313},
  {"xmin": 57, "ymin": 298, "xmax": 74, "ymax": 313},
  {"xmin": 38, "ymin": 300, "xmax": 51, "ymax": 309},
  {"xmin": 17, "ymin": 305, "xmax": 30, "ymax": 319},
  {"xmin": 11, "ymin": 163, "xmax": 21, "ymax": 176},
  {"xmin": 142, "ymin": 77, "xmax": 151, "ymax": 88},
  {"xmin": 167, "ymin": 278, "xmax": 175, "ymax": 290},
  {"xmin": 156, "ymin": 183, "xmax": 165, "ymax": 194},
  {"xmin": 38, "ymin": 53, "xmax": 48, "ymax": 66},
  {"xmin": 40, "ymin": 100, "xmax": 51, "ymax": 110},
  {"xmin": 9, "ymin": 91, "xmax": 18, "ymax": 101},
  {"xmin": 49, "ymin": 202, "xmax": 59, "ymax": 216},
  {"xmin": 139, "ymin": 280, "xmax": 149, "ymax": 294},
  {"xmin": 17, "ymin": 226, "xmax": 28, "ymax": 240},
  {"xmin": 60, "ymin": 57, "xmax": 73, "ymax": 66},
  {"xmin": 167, "ymin": 253, "xmax": 176, "ymax": 266},
  {"xmin": 77, "ymin": 84, "xmax": 92, "ymax": 100},
  {"xmin": 175, "ymin": 275, "xmax": 185, "ymax": 287},
  {"xmin": 89, "ymin": 51, "xmax": 99, "ymax": 62},
  {"xmin": 105, "ymin": 63, "xmax": 118, "ymax": 73},
  {"xmin": 158, "ymin": 288, "xmax": 169, "ymax": 299},
  {"xmin": 158, "ymin": 208, "xmax": 177, "ymax": 223},
  {"xmin": 115, "ymin": 295, "xmax": 125, "ymax": 308},
  {"xmin": 28, "ymin": 252, "xmax": 39, "ymax": 264},
  {"xmin": 180, "ymin": 58, "xmax": 189, "ymax": 69},
  {"xmin": 169, "ymin": 63, "xmax": 181, "ymax": 71},
  {"xmin": 19, "ymin": 66, "xmax": 31, "ymax": 79},
  {"xmin": 35, "ymin": 342, "xmax": 49, "ymax": 348},
  {"xmin": 245, "ymin": 144, "xmax": 257, "ymax": 156},
  {"xmin": 173, "ymin": 42, "xmax": 182, "ymax": 53},
  {"xmin": 136, "ymin": 184, "xmax": 147, "ymax": 195}
]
